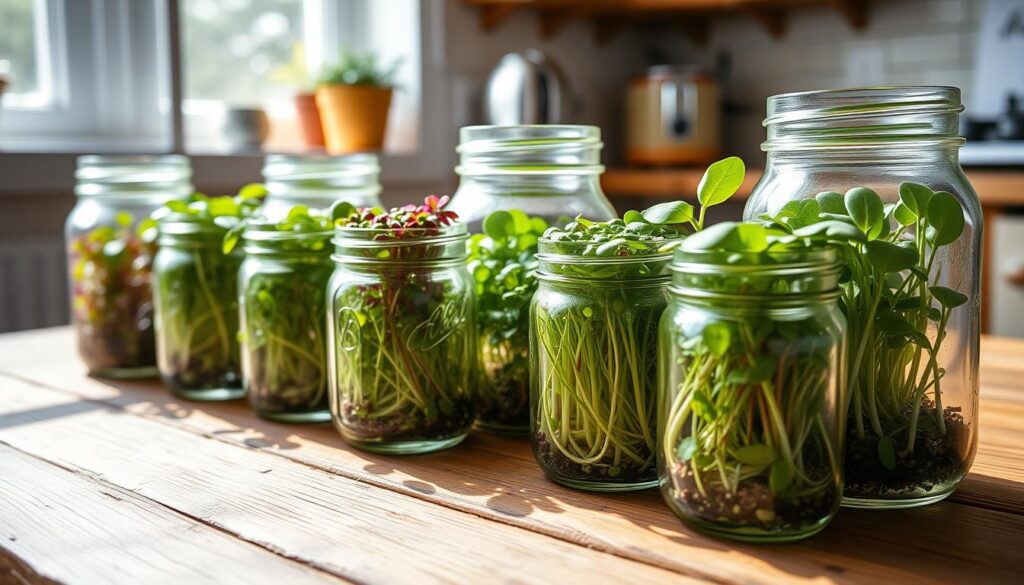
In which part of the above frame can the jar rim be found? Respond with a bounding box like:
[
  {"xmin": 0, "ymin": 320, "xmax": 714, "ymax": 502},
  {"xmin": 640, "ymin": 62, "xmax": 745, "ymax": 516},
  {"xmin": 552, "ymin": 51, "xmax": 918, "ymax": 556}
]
[
  {"xmin": 762, "ymin": 86, "xmax": 965, "ymax": 153},
  {"xmin": 333, "ymin": 223, "xmax": 468, "ymax": 247},
  {"xmin": 669, "ymin": 246, "xmax": 842, "ymax": 298},
  {"xmin": 456, "ymin": 124, "xmax": 604, "ymax": 176}
]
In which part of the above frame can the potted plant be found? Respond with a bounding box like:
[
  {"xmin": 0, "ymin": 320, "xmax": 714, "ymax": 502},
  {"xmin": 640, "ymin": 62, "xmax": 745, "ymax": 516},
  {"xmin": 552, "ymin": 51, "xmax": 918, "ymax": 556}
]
[
  {"xmin": 271, "ymin": 42, "xmax": 324, "ymax": 148},
  {"xmin": 315, "ymin": 51, "xmax": 402, "ymax": 153}
]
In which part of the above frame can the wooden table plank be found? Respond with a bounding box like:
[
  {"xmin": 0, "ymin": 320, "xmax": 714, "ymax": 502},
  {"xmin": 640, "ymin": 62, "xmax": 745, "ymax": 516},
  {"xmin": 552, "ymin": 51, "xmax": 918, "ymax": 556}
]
[
  {"xmin": 2, "ymin": 327, "xmax": 1023, "ymax": 584},
  {"xmin": 0, "ymin": 373, "xmax": 696, "ymax": 585},
  {"xmin": 0, "ymin": 443, "xmax": 347, "ymax": 585}
]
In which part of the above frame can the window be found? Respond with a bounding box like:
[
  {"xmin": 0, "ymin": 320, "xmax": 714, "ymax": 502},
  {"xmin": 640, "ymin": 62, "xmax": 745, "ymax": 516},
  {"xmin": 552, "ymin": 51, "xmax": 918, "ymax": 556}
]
[
  {"xmin": 0, "ymin": 0, "xmax": 50, "ymax": 108},
  {"xmin": 0, "ymin": 0, "xmax": 431, "ymax": 170}
]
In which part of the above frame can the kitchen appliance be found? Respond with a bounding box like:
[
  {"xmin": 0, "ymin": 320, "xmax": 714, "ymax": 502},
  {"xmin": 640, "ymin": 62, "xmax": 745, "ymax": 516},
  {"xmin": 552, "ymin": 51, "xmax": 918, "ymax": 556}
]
[
  {"xmin": 483, "ymin": 49, "xmax": 571, "ymax": 125},
  {"xmin": 626, "ymin": 66, "xmax": 720, "ymax": 166}
]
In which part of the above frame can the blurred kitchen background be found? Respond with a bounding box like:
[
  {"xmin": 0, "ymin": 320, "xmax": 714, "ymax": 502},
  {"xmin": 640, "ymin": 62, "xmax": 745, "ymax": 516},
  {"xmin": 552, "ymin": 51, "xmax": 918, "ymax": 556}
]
[{"xmin": 1, "ymin": 0, "xmax": 1023, "ymax": 334}]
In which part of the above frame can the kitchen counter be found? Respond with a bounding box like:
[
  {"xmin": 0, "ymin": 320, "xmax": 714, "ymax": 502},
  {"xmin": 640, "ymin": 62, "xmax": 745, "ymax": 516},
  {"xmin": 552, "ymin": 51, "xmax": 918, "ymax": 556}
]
[{"xmin": 1, "ymin": 327, "xmax": 1022, "ymax": 584}]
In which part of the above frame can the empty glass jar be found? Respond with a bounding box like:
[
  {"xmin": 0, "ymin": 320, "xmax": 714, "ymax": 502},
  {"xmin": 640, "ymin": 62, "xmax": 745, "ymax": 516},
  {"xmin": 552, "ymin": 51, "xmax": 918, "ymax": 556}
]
[
  {"xmin": 239, "ymin": 221, "xmax": 333, "ymax": 422},
  {"xmin": 744, "ymin": 86, "xmax": 981, "ymax": 508},
  {"xmin": 261, "ymin": 154, "xmax": 382, "ymax": 220},
  {"xmin": 658, "ymin": 246, "xmax": 846, "ymax": 542},
  {"xmin": 451, "ymin": 125, "xmax": 617, "ymax": 433},
  {"xmin": 327, "ymin": 224, "xmax": 477, "ymax": 453},
  {"xmin": 65, "ymin": 155, "xmax": 192, "ymax": 377}
]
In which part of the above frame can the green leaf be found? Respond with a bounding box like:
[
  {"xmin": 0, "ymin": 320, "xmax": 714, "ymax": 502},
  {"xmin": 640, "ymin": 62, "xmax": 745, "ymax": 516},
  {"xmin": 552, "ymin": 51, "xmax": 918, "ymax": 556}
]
[
  {"xmin": 926, "ymin": 191, "xmax": 965, "ymax": 246},
  {"xmin": 287, "ymin": 204, "xmax": 310, "ymax": 222},
  {"xmin": 115, "ymin": 211, "xmax": 133, "ymax": 227},
  {"xmin": 483, "ymin": 210, "xmax": 514, "ymax": 240},
  {"xmin": 791, "ymin": 220, "xmax": 865, "ymax": 242},
  {"xmin": 641, "ymin": 201, "xmax": 694, "ymax": 225},
  {"xmin": 623, "ymin": 209, "xmax": 644, "ymax": 225},
  {"xmin": 865, "ymin": 240, "xmax": 918, "ymax": 273},
  {"xmin": 691, "ymin": 391, "xmax": 717, "ymax": 421},
  {"xmin": 676, "ymin": 436, "xmax": 697, "ymax": 461},
  {"xmin": 330, "ymin": 200, "xmax": 357, "ymax": 223},
  {"xmin": 238, "ymin": 183, "xmax": 268, "ymax": 200},
  {"xmin": 508, "ymin": 209, "xmax": 532, "ymax": 234},
  {"xmin": 596, "ymin": 239, "xmax": 627, "ymax": 256},
  {"xmin": 207, "ymin": 197, "xmax": 239, "ymax": 217},
  {"xmin": 845, "ymin": 187, "xmax": 885, "ymax": 237},
  {"xmin": 769, "ymin": 459, "xmax": 794, "ymax": 492},
  {"xmin": 702, "ymin": 322, "xmax": 731, "ymax": 357},
  {"xmin": 222, "ymin": 224, "xmax": 244, "ymax": 254},
  {"xmin": 697, "ymin": 156, "xmax": 745, "ymax": 207},
  {"xmin": 725, "ymin": 355, "xmax": 776, "ymax": 384},
  {"xmin": 931, "ymin": 285, "xmax": 968, "ymax": 308},
  {"xmin": 681, "ymin": 222, "xmax": 768, "ymax": 253},
  {"xmin": 877, "ymin": 436, "xmax": 897, "ymax": 470},
  {"xmin": 815, "ymin": 191, "xmax": 846, "ymax": 215},
  {"xmin": 734, "ymin": 444, "xmax": 776, "ymax": 466},
  {"xmin": 892, "ymin": 202, "xmax": 917, "ymax": 227},
  {"xmin": 898, "ymin": 182, "xmax": 933, "ymax": 216}
]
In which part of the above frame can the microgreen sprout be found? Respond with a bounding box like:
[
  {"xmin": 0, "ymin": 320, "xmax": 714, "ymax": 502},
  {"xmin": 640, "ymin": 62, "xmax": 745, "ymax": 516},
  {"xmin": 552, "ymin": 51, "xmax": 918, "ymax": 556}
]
[
  {"xmin": 759, "ymin": 182, "xmax": 971, "ymax": 501},
  {"xmin": 330, "ymin": 196, "xmax": 476, "ymax": 451},
  {"xmin": 531, "ymin": 157, "xmax": 745, "ymax": 489},
  {"xmin": 237, "ymin": 205, "xmax": 334, "ymax": 421},
  {"xmin": 152, "ymin": 188, "xmax": 265, "ymax": 395},
  {"xmin": 68, "ymin": 211, "xmax": 160, "ymax": 374},
  {"xmin": 659, "ymin": 221, "xmax": 846, "ymax": 539},
  {"xmin": 468, "ymin": 209, "xmax": 548, "ymax": 432}
]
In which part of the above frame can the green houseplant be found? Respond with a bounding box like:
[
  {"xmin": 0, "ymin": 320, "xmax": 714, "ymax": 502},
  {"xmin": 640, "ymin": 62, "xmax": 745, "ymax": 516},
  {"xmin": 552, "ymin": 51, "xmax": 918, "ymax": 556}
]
[{"xmin": 315, "ymin": 50, "xmax": 402, "ymax": 153}]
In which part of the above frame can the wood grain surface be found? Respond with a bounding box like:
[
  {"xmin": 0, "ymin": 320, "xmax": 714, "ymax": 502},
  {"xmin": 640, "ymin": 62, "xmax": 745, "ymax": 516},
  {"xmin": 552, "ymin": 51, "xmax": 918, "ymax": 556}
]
[{"xmin": 1, "ymin": 327, "xmax": 1023, "ymax": 584}]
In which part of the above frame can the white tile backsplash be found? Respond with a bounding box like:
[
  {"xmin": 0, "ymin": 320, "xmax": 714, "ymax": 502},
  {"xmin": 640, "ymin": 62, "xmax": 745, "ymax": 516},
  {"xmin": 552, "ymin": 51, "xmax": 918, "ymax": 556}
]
[{"xmin": 650, "ymin": 0, "xmax": 983, "ymax": 160}]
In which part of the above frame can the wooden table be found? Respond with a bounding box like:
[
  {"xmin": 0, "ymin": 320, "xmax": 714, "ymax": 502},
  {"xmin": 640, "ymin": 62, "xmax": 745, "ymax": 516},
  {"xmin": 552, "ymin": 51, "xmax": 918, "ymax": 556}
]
[{"xmin": 1, "ymin": 328, "xmax": 1022, "ymax": 584}]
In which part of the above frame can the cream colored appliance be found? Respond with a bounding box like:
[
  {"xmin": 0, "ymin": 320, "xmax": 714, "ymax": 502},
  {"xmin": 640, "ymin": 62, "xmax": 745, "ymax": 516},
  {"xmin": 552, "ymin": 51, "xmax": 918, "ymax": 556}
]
[{"xmin": 626, "ymin": 66, "xmax": 720, "ymax": 166}]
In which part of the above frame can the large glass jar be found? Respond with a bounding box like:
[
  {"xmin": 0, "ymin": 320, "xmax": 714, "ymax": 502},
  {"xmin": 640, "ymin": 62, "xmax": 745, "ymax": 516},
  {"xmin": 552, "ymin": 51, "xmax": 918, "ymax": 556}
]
[
  {"xmin": 239, "ymin": 223, "xmax": 333, "ymax": 422},
  {"xmin": 658, "ymin": 246, "xmax": 846, "ymax": 542},
  {"xmin": 530, "ymin": 241, "xmax": 672, "ymax": 491},
  {"xmin": 743, "ymin": 86, "xmax": 981, "ymax": 508},
  {"xmin": 327, "ymin": 224, "xmax": 477, "ymax": 454},
  {"xmin": 65, "ymin": 155, "xmax": 192, "ymax": 378},
  {"xmin": 153, "ymin": 219, "xmax": 243, "ymax": 401},
  {"xmin": 260, "ymin": 154, "xmax": 382, "ymax": 220},
  {"xmin": 451, "ymin": 125, "xmax": 617, "ymax": 433}
]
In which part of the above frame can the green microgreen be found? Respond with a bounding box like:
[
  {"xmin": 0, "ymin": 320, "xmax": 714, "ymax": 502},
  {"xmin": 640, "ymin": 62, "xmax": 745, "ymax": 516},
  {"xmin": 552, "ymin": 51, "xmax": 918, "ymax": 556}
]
[
  {"xmin": 469, "ymin": 209, "xmax": 548, "ymax": 430},
  {"xmin": 533, "ymin": 157, "xmax": 745, "ymax": 486},
  {"xmin": 758, "ymin": 182, "xmax": 971, "ymax": 498}
]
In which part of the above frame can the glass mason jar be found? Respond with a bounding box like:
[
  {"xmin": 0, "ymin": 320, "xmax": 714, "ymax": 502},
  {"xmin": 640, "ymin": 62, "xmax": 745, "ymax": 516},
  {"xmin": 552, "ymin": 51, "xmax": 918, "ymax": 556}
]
[
  {"xmin": 451, "ymin": 125, "xmax": 617, "ymax": 433},
  {"xmin": 65, "ymin": 155, "xmax": 192, "ymax": 378},
  {"xmin": 530, "ymin": 241, "xmax": 672, "ymax": 491},
  {"xmin": 743, "ymin": 87, "xmax": 981, "ymax": 508},
  {"xmin": 153, "ymin": 218, "xmax": 244, "ymax": 400},
  {"xmin": 261, "ymin": 153, "xmax": 382, "ymax": 220},
  {"xmin": 239, "ymin": 224, "xmax": 333, "ymax": 422},
  {"xmin": 658, "ymin": 247, "xmax": 846, "ymax": 542},
  {"xmin": 327, "ymin": 224, "xmax": 477, "ymax": 453}
]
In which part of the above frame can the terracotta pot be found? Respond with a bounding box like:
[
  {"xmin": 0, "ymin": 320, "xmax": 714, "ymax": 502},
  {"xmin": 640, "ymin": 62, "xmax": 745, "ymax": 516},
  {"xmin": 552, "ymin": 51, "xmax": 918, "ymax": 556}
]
[
  {"xmin": 294, "ymin": 93, "xmax": 325, "ymax": 147},
  {"xmin": 315, "ymin": 84, "xmax": 392, "ymax": 153}
]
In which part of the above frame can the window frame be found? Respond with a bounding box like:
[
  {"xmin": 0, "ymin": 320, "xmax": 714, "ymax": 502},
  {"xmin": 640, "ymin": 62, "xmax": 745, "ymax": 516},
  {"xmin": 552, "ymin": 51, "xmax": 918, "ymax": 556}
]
[{"xmin": 0, "ymin": 0, "xmax": 449, "ymax": 186}]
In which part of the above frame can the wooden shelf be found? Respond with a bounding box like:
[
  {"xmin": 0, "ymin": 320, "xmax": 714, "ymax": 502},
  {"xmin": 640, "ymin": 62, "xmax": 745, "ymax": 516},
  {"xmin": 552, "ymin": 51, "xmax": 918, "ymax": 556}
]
[
  {"xmin": 602, "ymin": 167, "xmax": 1024, "ymax": 207},
  {"xmin": 463, "ymin": 0, "xmax": 869, "ymax": 43}
]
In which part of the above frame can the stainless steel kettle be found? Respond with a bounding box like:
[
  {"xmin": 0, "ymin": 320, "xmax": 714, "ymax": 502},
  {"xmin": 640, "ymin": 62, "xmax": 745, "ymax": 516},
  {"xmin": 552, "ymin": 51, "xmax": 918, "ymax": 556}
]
[{"xmin": 484, "ymin": 49, "xmax": 571, "ymax": 125}]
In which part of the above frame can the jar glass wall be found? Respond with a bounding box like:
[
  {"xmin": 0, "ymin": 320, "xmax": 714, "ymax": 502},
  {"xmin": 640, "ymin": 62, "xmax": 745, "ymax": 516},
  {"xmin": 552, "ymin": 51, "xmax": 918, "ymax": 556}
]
[
  {"xmin": 451, "ymin": 125, "xmax": 617, "ymax": 433},
  {"xmin": 65, "ymin": 155, "xmax": 192, "ymax": 377},
  {"xmin": 153, "ymin": 223, "xmax": 243, "ymax": 401},
  {"xmin": 743, "ymin": 87, "xmax": 981, "ymax": 508},
  {"xmin": 327, "ymin": 225, "xmax": 477, "ymax": 453},
  {"xmin": 261, "ymin": 153, "xmax": 382, "ymax": 220},
  {"xmin": 658, "ymin": 247, "xmax": 846, "ymax": 542},
  {"xmin": 530, "ymin": 242, "xmax": 672, "ymax": 491},
  {"xmin": 239, "ymin": 226, "xmax": 333, "ymax": 422}
]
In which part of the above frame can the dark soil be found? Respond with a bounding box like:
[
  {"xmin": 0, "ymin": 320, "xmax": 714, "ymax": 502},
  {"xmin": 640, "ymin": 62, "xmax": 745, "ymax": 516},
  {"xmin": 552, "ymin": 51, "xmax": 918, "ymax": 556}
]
[
  {"xmin": 163, "ymin": 355, "xmax": 241, "ymax": 393},
  {"xmin": 533, "ymin": 432, "xmax": 656, "ymax": 485},
  {"xmin": 341, "ymin": 397, "xmax": 475, "ymax": 443},
  {"xmin": 476, "ymin": 378, "xmax": 529, "ymax": 430},
  {"xmin": 247, "ymin": 348, "xmax": 328, "ymax": 415},
  {"xmin": 76, "ymin": 306, "xmax": 156, "ymax": 372},
  {"xmin": 666, "ymin": 462, "xmax": 839, "ymax": 531},
  {"xmin": 844, "ymin": 403, "xmax": 971, "ymax": 500}
]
